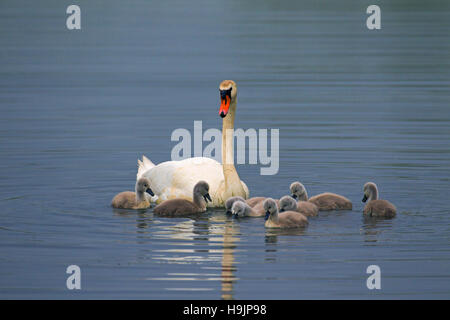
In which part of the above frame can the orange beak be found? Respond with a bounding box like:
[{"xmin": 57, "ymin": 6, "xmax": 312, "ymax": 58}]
[{"xmin": 219, "ymin": 95, "xmax": 230, "ymax": 118}]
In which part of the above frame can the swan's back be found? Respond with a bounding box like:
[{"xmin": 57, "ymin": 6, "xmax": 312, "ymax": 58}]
[
  {"xmin": 297, "ymin": 201, "xmax": 319, "ymax": 217},
  {"xmin": 112, "ymin": 191, "xmax": 136, "ymax": 209},
  {"xmin": 139, "ymin": 157, "xmax": 248, "ymax": 207},
  {"xmin": 363, "ymin": 199, "xmax": 396, "ymax": 218},
  {"xmin": 265, "ymin": 211, "xmax": 308, "ymax": 228},
  {"xmin": 141, "ymin": 157, "xmax": 223, "ymax": 203},
  {"xmin": 308, "ymin": 192, "xmax": 352, "ymax": 211},
  {"xmin": 246, "ymin": 197, "xmax": 266, "ymax": 208},
  {"xmin": 112, "ymin": 191, "xmax": 150, "ymax": 209},
  {"xmin": 153, "ymin": 199, "xmax": 201, "ymax": 216},
  {"xmin": 279, "ymin": 211, "xmax": 308, "ymax": 228}
]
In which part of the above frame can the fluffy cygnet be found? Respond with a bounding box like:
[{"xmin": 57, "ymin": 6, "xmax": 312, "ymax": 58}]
[
  {"xmin": 153, "ymin": 181, "xmax": 212, "ymax": 216},
  {"xmin": 245, "ymin": 197, "xmax": 266, "ymax": 207},
  {"xmin": 278, "ymin": 195, "xmax": 318, "ymax": 217},
  {"xmin": 231, "ymin": 200, "xmax": 264, "ymax": 218},
  {"xmin": 263, "ymin": 198, "xmax": 308, "ymax": 228},
  {"xmin": 362, "ymin": 182, "xmax": 396, "ymax": 218},
  {"xmin": 225, "ymin": 196, "xmax": 246, "ymax": 214},
  {"xmin": 225, "ymin": 196, "xmax": 267, "ymax": 214},
  {"xmin": 111, "ymin": 178, "xmax": 155, "ymax": 209},
  {"xmin": 290, "ymin": 181, "xmax": 352, "ymax": 211},
  {"xmin": 289, "ymin": 181, "xmax": 309, "ymax": 201},
  {"xmin": 250, "ymin": 198, "xmax": 279, "ymax": 217}
]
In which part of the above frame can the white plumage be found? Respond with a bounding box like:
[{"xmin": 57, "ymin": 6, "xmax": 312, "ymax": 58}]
[
  {"xmin": 136, "ymin": 80, "xmax": 249, "ymax": 207},
  {"xmin": 137, "ymin": 156, "xmax": 249, "ymax": 207}
]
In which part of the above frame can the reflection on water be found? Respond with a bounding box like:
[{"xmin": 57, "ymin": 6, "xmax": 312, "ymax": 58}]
[
  {"xmin": 361, "ymin": 216, "xmax": 395, "ymax": 243},
  {"xmin": 265, "ymin": 228, "xmax": 307, "ymax": 239},
  {"xmin": 114, "ymin": 210, "xmax": 315, "ymax": 299},
  {"xmin": 221, "ymin": 218, "xmax": 238, "ymax": 300},
  {"xmin": 113, "ymin": 211, "xmax": 240, "ymax": 298}
]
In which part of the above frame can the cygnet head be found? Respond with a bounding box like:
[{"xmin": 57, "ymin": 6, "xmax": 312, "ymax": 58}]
[
  {"xmin": 290, "ymin": 181, "xmax": 308, "ymax": 201},
  {"xmin": 225, "ymin": 196, "xmax": 246, "ymax": 214},
  {"xmin": 231, "ymin": 201, "xmax": 248, "ymax": 218},
  {"xmin": 194, "ymin": 181, "xmax": 212, "ymax": 203},
  {"xmin": 279, "ymin": 195, "xmax": 297, "ymax": 212},
  {"xmin": 263, "ymin": 198, "xmax": 278, "ymax": 221},
  {"xmin": 363, "ymin": 182, "xmax": 378, "ymax": 202},
  {"xmin": 136, "ymin": 178, "xmax": 154, "ymax": 196},
  {"xmin": 219, "ymin": 80, "xmax": 237, "ymax": 118}
]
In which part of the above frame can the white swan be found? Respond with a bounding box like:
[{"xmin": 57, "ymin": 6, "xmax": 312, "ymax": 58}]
[{"xmin": 137, "ymin": 80, "xmax": 249, "ymax": 207}]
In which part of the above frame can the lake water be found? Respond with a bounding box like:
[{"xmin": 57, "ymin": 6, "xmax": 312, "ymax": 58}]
[{"xmin": 0, "ymin": 0, "xmax": 449, "ymax": 299}]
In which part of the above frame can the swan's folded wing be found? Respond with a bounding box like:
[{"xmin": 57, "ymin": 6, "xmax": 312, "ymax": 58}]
[
  {"xmin": 142, "ymin": 157, "xmax": 225, "ymax": 205},
  {"xmin": 137, "ymin": 155, "xmax": 156, "ymax": 179}
]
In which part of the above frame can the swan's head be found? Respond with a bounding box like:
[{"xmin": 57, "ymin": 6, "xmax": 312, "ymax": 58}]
[
  {"xmin": 279, "ymin": 195, "xmax": 297, "ymax": 212},
  {"xmin": 263, "ymin": 198, "xmax": 278, "ymax": 221},
  {"xmin": 194, "ymin": 180, "xmax": 212, "ymax": 203},
  {"xmin": 225, "ymin": 196, "xmax": 246, "ymax": 214},
  {"xmin": 231, "ymin": 201, "xmax": 247, "ymax": 218},
  {"xmin": 363, "ymin": 182, "xmax": 378, "ymax": 202},
  {"xmin": 219, "ymin": 80, "xmax": 237, "ymax": 118},
  {"xmin": 290, "ymin": 181, "xmax": 307, "ymax": 201},
  {"xmin": 136, "ymin": 178, "xmax": 154, "ymax": 196}
]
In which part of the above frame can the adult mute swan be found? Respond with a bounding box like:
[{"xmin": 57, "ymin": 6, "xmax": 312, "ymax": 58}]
[{"xmin": 137, "ymin": 80, "xmax": 249, "ymax": 207}]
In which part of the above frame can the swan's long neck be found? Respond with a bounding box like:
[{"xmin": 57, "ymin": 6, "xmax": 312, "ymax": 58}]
[
  {"xmin": 269, "ymin": 211, "xmax": 279, "ymax": 223},
  {"xmin": 193, "ymin": 192, "xmax": 207, "ymax": 210},
  {"xmin": 369, "ymin": 185, "xmax": 378, "ymax": 201},
  {"xmin": 300, "ymin": 190, "xmax": 308, "ymax": 202},
  {"xmin": 222, "ymin": 99, "xmax": 245, "ymax": 196},
  {"xmin": 135, "ymin": 184, "xmax": 145, "ymax": 203}
]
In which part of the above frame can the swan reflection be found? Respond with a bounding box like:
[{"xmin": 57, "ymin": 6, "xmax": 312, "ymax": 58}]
[
  {"xmin": 361, "ymin": 216, "xmax": 394, "ymax": 243},
  {"xmin": 114, "ymin": 210, "xmax": 240, "ymax": 298},
  {"xmin": 221, "ymin": 217, "xmax": 239, "ymax": 300}
]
